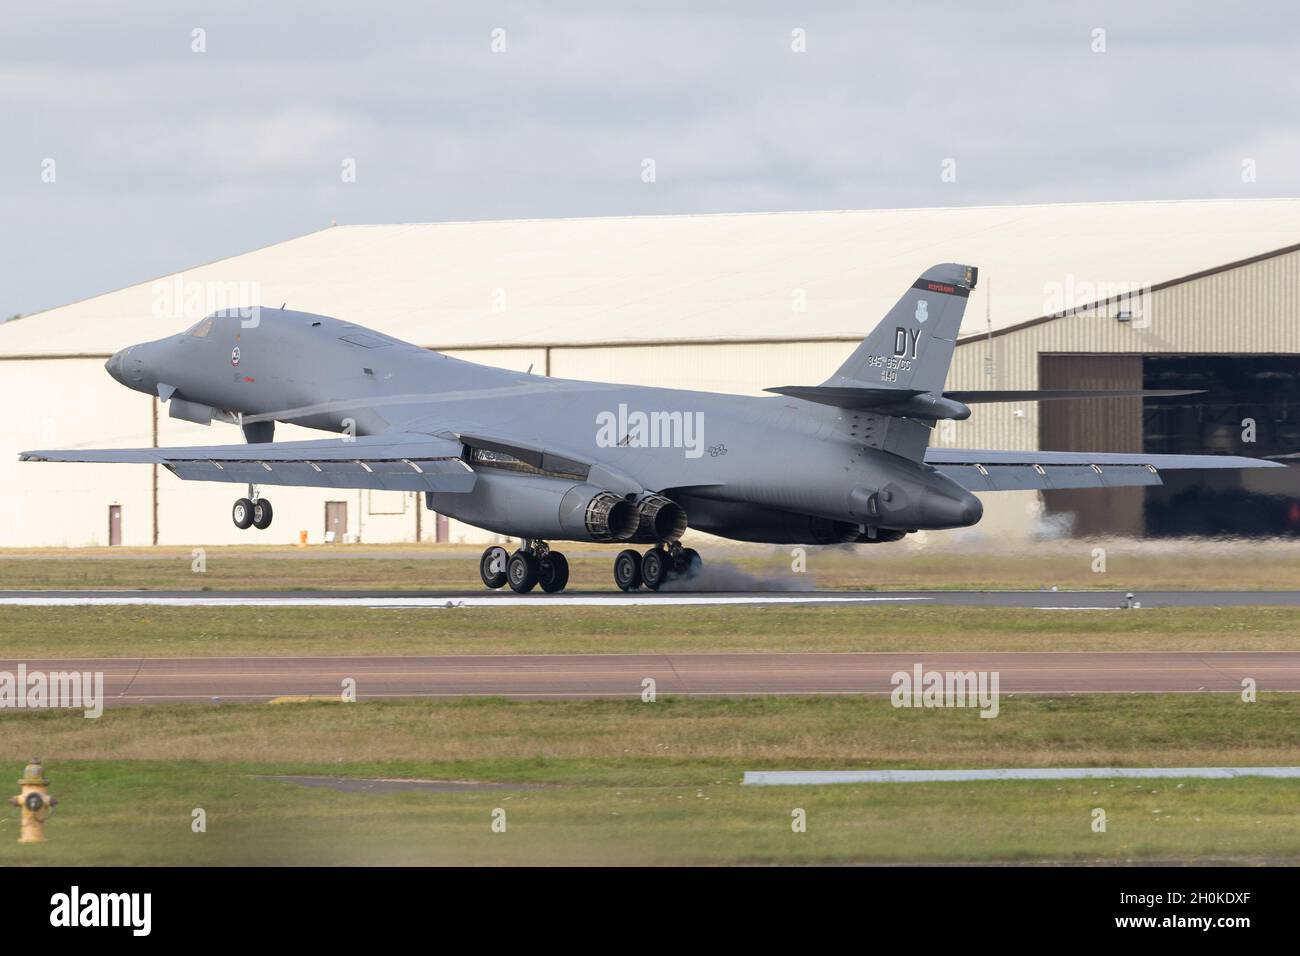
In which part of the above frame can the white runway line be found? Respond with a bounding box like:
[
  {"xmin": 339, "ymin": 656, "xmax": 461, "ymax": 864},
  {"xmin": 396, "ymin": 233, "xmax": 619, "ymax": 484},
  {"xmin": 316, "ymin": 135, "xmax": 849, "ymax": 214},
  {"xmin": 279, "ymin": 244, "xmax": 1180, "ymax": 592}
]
[
  {"xmin": 743, "ymin": 767, "xmax": 1300, "ymax": 785},
  {"xmin": 0, "ymin": 594, "xmax": 931, "ymax": 608}
]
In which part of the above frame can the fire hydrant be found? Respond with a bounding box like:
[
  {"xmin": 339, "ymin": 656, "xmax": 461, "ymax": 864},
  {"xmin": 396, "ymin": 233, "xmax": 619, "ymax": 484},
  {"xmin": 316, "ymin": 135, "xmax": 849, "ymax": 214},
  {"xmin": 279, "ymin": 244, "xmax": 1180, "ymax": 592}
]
[{"xmin": 9, "ymin": 757, "xmax": 56, "ymax": 844}]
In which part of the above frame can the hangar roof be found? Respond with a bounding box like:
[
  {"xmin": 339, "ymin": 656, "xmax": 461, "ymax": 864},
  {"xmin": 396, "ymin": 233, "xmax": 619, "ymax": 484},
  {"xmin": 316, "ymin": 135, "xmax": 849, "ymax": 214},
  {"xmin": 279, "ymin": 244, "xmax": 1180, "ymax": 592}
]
[{"xmin": 3, "ymin": 198, "xmax": 1299, "ymax": 357}]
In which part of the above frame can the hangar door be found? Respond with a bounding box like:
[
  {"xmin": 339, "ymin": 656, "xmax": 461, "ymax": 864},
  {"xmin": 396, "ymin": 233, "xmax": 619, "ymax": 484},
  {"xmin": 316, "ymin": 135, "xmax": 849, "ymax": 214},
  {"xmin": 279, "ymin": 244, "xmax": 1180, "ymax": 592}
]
[
  {"xmin": 1039, "ymin": 355, "xmax": 1145, "ymax": 537},
  {"xmin": 1143, "ymin": 355, "xmax": 1300, "ymax": 536}
]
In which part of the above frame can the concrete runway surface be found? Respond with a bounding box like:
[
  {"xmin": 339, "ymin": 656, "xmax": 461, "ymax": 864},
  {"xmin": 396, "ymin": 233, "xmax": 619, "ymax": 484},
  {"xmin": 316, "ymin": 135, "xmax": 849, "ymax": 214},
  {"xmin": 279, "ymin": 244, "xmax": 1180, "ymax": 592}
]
[
  {"xmin": 3, "ymin": 652, "xmax": 1297, "ymax": 704},
  {"xmin": 1, "ymin": 588, "xmax": 1299, "ymax": 608}
]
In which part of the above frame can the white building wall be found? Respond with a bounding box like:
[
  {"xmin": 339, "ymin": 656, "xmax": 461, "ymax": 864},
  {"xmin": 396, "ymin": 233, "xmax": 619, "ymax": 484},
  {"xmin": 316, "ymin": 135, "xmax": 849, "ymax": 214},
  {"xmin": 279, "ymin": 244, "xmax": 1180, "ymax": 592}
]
[{"xmin": 1, "ymin": 358, "xmax": 153, "ymax": 547}]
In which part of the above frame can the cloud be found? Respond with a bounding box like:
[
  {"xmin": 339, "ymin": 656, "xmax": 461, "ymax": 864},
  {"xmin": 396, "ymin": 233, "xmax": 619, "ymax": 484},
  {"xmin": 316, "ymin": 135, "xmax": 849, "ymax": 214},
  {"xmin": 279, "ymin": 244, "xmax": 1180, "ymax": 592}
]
[{"xmin": 3, "ymin": 0, "xmax": 1299, "ymax": 316}]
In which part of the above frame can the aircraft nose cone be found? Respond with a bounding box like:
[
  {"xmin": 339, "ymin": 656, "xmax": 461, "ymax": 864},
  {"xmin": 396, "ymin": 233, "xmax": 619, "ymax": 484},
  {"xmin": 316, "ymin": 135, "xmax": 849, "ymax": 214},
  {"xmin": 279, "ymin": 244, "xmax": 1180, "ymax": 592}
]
[
  {"xmin": 105, "ymin": 349, "xmax": 125, "ymax": 382},
  {"xmin": 105, "ymin": 344, "xmax": 153, "ymax": 391}
]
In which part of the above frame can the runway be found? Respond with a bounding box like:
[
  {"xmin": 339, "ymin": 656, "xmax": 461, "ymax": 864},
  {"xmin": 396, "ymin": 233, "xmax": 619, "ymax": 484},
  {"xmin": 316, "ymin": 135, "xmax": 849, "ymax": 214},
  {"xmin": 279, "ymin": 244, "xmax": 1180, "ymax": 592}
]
[
  {"xmin": 1, "ymin": 588, "xmax": 1299, "ymax": 608},
  {"xmin": 4, "ymin": 651, "xmax": 1297, "ymax": 704}
]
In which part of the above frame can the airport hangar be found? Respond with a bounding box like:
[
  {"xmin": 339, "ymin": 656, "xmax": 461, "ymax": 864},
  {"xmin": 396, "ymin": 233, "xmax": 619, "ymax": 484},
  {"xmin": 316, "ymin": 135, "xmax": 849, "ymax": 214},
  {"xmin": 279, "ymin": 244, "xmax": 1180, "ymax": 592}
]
[{"xmin": 1, "ymin": 198, "xmax": 1297, "ymax": 549}]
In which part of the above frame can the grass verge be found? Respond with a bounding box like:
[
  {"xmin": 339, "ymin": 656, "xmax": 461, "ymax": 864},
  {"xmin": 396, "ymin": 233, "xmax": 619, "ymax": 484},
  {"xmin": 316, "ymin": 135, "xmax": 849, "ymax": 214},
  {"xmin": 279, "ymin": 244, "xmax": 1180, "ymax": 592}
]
[
  {"xmin": 1, "ymin": 695, "xmax": 1297, "ymax": 864},
  {"xmin": 2, "ymin": 605, "xmax": 1299, "ymax": 658},
  {"xmin": 3, "ymin": 541, "xmax": 1300, "ymax": 591}
]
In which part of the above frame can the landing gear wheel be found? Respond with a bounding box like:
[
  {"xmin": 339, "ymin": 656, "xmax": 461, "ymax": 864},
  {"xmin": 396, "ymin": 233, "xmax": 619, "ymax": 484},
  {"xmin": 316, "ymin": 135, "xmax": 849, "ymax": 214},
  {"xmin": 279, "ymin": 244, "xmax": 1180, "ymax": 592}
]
[
  {"xmin": 674, "ymin": 547, "xmax": 702, "ymax": 579},
  {"xmin": 507, "ymin": 550, "xmax": 540, "ymax": 593},
  {"xmin": 641, "ymin": 548, "xmax": 668, "ymax": 590},
  {"xmin": 252, "ymin": 498, "xmax": 274, "ymax": 530},
  {"xmin": 479, "ymin": 546, "xmax": 509, "ymax": 589},
  {"xmin": 613, "ymin": 549, "xmax": 643, "ymax": 591},
  {"xmin": 232, "ymin": 498, "xmax": 254, "ymax": 530},
  {"xmin": 538, "ymin": 552, "xmax": 570, "ymax": 593}
]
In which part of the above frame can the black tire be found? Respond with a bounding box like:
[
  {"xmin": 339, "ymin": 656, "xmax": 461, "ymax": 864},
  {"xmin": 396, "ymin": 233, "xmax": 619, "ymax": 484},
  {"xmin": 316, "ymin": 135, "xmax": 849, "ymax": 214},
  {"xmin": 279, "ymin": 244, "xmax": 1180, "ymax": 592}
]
[
  {"xmin": 252, "ymin": 498, "xmax": 274, "ymax": 530},
  {"xmin": 675, "ymin": 547, "xmax": 702, "ymax": 579},
  {"xmin": 479, "ymin": 546, "xmax": 509, "ymax": 589},
  {"xmin": 232, "ymin": 497, "xmax": 254, "ymax": 529},
  {"xmin": 613, "ymin": 549, "xmax": 642, "ymax": 591},
  {"xmin": 538, "ymin": 552, "xmax": 570, "ymax": 593},
  {"xmin": 641, "ymin": 548, "xmax": 667, "ymax": 590},
  {"xmin": 507, "ymin": 551, "xmax": 539, "ymax": 593}
]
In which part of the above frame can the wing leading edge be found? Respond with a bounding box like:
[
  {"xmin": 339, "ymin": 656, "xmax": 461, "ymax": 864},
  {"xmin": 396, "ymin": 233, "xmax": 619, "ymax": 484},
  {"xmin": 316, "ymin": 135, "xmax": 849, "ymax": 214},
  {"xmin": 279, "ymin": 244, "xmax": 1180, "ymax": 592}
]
[
  {"xmin": 20, "ymin": 433, "xmax": 476, "ymax": 493},
  {"xmin": 925, "ymin": 447, "xmax": 1286, "ymax": 492}
]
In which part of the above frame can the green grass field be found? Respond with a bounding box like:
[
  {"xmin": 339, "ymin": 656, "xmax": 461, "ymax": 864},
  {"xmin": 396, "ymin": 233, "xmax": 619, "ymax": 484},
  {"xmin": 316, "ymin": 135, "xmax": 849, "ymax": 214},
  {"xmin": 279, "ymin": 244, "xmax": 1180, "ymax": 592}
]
[
  {"xmin": 3, "ymin": 539, "xmax": 1299, "ymax": 592},
  {"xmin": 2, "ymin": 695, "xmax": 1297, "ymax": 865},
  {"xmin": 2, "ymin": 540, "xmax": 1297, "ymax": 865},
  {"xmin": 2, "ymin": 604, "xmax": 1299, "ymax": 658}
]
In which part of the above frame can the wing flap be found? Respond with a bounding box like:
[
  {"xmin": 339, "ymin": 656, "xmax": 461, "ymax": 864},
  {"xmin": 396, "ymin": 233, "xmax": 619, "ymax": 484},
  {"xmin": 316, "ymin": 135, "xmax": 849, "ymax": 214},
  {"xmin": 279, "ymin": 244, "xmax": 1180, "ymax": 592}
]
[
  {"xmin": 928, "ymin": 448, "xmax": 1283, "ymax": 492},
  {"xmin": 21, "ymin": 434, "xmax": 477, "ymax": 493}
]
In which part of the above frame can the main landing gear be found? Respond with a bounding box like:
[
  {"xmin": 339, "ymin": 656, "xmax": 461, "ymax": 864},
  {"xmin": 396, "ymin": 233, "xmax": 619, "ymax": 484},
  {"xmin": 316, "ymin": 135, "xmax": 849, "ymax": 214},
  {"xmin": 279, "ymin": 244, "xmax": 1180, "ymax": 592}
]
[
  {"xmin": 614, "ymin": 542, "xmax": 701, "ymax": 592},
  {"xmin": 231, "ymin": 486, "xmax": 274, "ymax": 531},
  {"xmin": 477, "ymin": 539, "xmax": 701, "ymax": 594},
  {"xmin": 480, "ymin": 540, "xmax": 570, "ymax": 594}
]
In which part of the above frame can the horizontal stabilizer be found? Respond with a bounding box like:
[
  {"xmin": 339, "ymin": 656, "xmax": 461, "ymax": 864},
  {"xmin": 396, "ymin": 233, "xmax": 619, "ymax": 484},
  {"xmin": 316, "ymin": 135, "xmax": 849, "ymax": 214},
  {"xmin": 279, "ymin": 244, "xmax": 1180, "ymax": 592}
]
[
  {"xmin": 766, "ymin": 385, "xmax": 1201, "ymax": 416},
  {"xmin": 945, "ymin": 389, "xmax": 1202, "ymax": 403},
  {"xmin": 764, "ymin": 385, "xmax": 925, "ymax": 409}
]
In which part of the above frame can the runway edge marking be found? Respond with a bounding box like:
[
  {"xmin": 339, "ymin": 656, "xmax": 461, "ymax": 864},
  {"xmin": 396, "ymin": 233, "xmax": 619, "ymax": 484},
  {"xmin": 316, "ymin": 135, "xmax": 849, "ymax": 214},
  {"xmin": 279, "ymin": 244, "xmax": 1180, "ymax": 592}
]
[{"xmin": 743, "ymin": 767, "xmax": 1300, "ymax": 785}]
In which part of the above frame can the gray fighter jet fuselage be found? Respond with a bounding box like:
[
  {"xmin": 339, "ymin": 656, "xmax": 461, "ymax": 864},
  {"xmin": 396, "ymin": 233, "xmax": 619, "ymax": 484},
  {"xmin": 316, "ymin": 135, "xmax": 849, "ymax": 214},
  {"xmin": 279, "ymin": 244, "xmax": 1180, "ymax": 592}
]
[
  {"xmin": 105, "ymin": 305, "xmax": 980, "ymax": 542},
  {"xmin": 29, "ymin": 263, "xmax": 1282, "ymax": 592}
]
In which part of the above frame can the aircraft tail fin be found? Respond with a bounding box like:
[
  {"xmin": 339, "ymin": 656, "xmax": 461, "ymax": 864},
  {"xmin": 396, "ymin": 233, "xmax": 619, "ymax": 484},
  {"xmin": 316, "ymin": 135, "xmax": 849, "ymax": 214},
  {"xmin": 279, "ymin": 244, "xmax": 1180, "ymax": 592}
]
[{"xmin": 823, "ymin": 263, "xmax": 977, "ymax": 394}]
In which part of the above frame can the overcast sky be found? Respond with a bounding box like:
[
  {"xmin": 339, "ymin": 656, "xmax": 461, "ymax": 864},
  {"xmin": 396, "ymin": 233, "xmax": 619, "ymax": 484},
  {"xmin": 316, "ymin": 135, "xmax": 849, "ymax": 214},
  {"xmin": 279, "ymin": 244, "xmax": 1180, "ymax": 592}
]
[{"xmin": 4, "ymin": 1, "xmax": 1298, "ymax": 318}]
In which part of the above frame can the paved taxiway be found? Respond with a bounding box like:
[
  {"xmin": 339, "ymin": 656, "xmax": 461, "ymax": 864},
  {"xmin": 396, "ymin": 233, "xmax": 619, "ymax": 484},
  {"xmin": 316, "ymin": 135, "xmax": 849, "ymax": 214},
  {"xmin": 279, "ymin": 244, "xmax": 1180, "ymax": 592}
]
[
  {"xmin": 1, "ymin": 588, "xmax": 1299, "ymax": 608},
  {"xmin": 5, "ymin": 651, "xmax": 1297, "ymax": 704}
]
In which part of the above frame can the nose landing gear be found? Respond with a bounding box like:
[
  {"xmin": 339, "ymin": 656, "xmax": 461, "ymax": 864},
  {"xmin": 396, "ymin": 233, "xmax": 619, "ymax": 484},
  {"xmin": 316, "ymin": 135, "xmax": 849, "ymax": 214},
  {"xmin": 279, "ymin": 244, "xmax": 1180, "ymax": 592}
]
[
  {"xmin": 480, "ymin": 540, "xmax": 570, "ymax": 593},
  {"xmin": 614, "ymin": 542, "xmax": 701, "ymax": 591},
  {"xmin": 232, "ymin": 486, "xmax": 274, "ymax": 531}
]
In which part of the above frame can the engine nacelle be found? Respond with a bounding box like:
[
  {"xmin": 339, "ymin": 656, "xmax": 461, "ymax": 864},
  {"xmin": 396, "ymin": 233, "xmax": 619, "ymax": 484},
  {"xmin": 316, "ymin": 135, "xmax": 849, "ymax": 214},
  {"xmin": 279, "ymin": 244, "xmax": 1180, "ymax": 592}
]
[
  {"xmin": 428, "ymin": 471, "xmax": 637, "ymax": 542},
  {"xmin": 571, "ymin": 486, "xmax": 639, "ymax": 542}
]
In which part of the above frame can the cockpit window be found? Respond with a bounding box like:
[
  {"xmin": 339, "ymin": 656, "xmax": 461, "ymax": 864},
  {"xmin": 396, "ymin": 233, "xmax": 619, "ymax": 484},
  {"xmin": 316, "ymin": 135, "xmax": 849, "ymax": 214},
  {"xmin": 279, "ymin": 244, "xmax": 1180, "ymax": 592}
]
[{"xmin": 186, "ymin": 317, "xmax": 215, "ymax": 338}]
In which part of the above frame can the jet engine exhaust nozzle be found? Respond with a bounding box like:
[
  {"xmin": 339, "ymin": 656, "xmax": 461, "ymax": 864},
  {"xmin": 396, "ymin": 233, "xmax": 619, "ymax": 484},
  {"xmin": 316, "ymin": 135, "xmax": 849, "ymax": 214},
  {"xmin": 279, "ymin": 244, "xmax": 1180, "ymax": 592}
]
[
  {"xmin": 583, "ymin": 492, "xmax": 638, "ymax": 543},
  {"xmin": 633, "ymin": 493, "xmax": 688, "ymax": 543}
]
